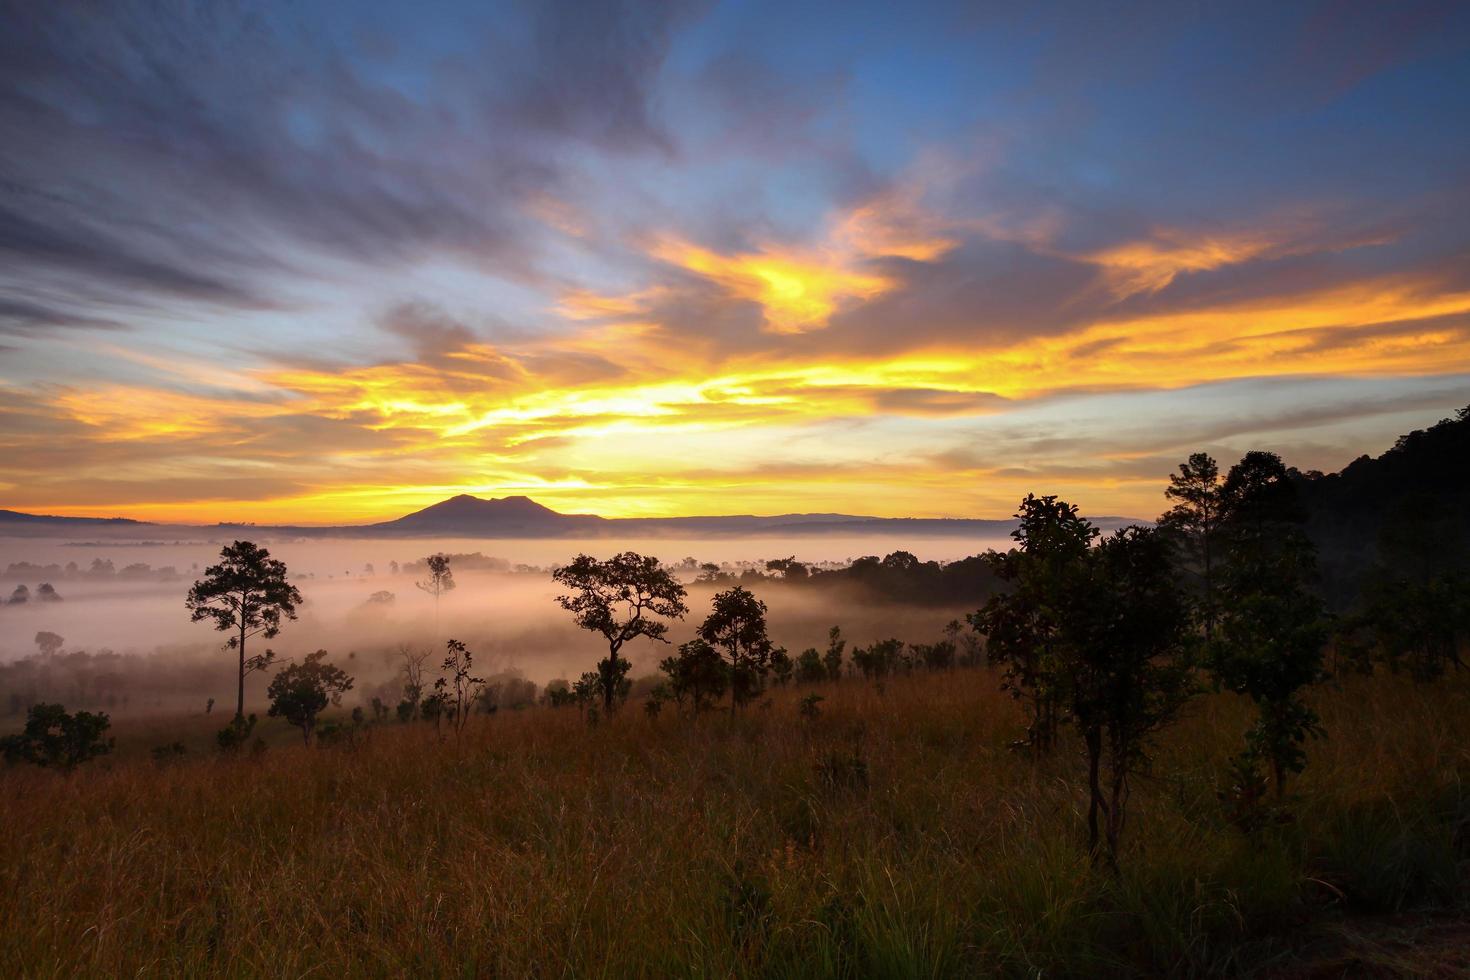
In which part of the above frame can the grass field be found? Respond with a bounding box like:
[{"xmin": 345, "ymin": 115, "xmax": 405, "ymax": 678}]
[{"xmin": 3, "ymin": 667, "xmax": 1469, "ymax": 977}]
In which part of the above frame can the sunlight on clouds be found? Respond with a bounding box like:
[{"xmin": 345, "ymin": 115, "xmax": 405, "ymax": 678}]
[{"xmin": 650, "ymin": 237, "xmax": 893, "ymax": 334}]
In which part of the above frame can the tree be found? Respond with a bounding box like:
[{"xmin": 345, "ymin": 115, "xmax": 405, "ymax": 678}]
[
  {"xmin": 970, "ymin": 495, "xmax": 1097, "ymax": 753},
  {"xmin": 435, "ymin": 639, "xmax": 484, "ymax": 739},
  {"xmin": 1064, "ymin": 526, "xmax": 1197, "ymax": 865},
  {"xmin": 1157, "ymin": 452, "xmax": 1224, "ymax": 637},
  {"xmin": 186, "ymin": 541, "xmax": 303, "ymax": 721},
  {"xmin": 764, "ymin": 556, "xmax": 809, "ymax": 580},
  {"xmin": 8, "ymin": 585, "xmax": 28, "ymax": 605},
  {"xmin": 37, "ymin": 583, "xmax": 62, "ymax": 602},
  {"xmin": 697, "ymin": 586, "xmax": 776, "ymax": 709},
  {"xmin": 552, "ymin": 552, "xmax": 688, "ymax": 715},
  {"xmin": 396, "ymin": 644, "xmax": 430, "ymax": 720},
  {"xmin": 416, "ymin": 554, "xmax": 455, "ymax": 635},
  {"xmin": 794, "ymin": 647, "xmax": 827, "ymax": 684},
  {"xmin": 1, "ymin": 702, "xmax": 113, "ymax": 770},
  {"xmin": 1210, "ymin": 452, "xmax": 1327, "ymax": 798},
  {"xmin": 266, "ymin": 650, "xmax": 354, "ymax": 745},
  {"xmin": 1349, "ymin": 573, "xmax": 1469, "ymax": 680},
  {"xmin": 658, "ymin": 638, "xmax": 729, "ymax": 714},
  {"xmin": 852, "ymin": 638, "xmax": 905, "ymax": 679},
  {"xmin": 824, "ymin": 626, "xmax": 846, "ymax": 680},
  {"xmin": 35, "ymin": 631, "xmax": 64, "ymax": 657}
]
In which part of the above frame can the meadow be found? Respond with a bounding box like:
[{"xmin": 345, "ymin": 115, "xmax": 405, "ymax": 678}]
[{"xmin": 3, "ymin": 665, "xmax": 1468, "ymax": 978}]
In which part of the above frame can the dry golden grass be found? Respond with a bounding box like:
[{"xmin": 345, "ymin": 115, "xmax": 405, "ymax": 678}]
[{"xmin": 3, "ymin": 669, "xmax": 1468, "ymax": 977}]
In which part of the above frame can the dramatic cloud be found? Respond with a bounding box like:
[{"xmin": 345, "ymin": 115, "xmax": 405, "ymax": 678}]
[{"xmin": 1, "ymin": 0, "xmax": 1467, "ymax": 522}]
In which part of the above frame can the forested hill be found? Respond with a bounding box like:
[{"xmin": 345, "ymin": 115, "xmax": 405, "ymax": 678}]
[{"xmin": 1293, "ymin": 406, "xmax": 1470, "ymax": 605}]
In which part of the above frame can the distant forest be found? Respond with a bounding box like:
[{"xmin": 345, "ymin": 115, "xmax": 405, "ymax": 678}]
[{"xmin": 711, "ymin": 405, "xmax": 1470, "ymax": 611}]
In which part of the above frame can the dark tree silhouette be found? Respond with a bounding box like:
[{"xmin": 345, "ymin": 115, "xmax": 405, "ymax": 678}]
[
  {"xmin": 794, "ymin": 647, "xmax": 826, "ymax": 684},
  {"xmin": 659, "ymin": 638, "xmax": 729, "ymax": 714},
  {"xmin": 267, "ymin": 651, "xmax": 353, "ymax": 745},
  {"xmin": 553, "ymin": 552, "xmax": 688, "ymax": 714},
  {"xmin": 36, "ymin": 582, "xmax": 62, "ymax": 602},
  {"xmin": 1210, "ymin": 452, "xmax": 1327, "ymax": 797},
  {"xmin": 824, "ymin": 626, "xmax": 846, "ymax": 680},
  {"xmin": 435, "ymin": 639, "xmax": 484, "ymax": 739},
  {"xmin": 1347, "ymin": 574, "xmax": 1469, "ymax": 680},
  {"xmin": 416, "ymin": 554, "xmax": 455, "ymax": 635},
  {"xmin": 1, "ymin": 702, "xmax": 112, "ymax": 770},
  {"xmin": 34, "ymin": 631, "xmax": 63, "ymax": 657},
  {"xmin": 696, "ymin": 586, "xmax": 775, "ymax": 709},
  {"xmin": 970, "ymin": 494, "xmax": 1098, "ymax": 753},
  {"xmin": 1158, "ymin": 452, "xmax": 1225, "ymax": 637},
  {"xmin": 1064, "ymin": 526, "xmax": 1197, "ymax": 865},
  {"xmin": 187, "ymin": 541, "xmax": 302, "ymax": 721}
]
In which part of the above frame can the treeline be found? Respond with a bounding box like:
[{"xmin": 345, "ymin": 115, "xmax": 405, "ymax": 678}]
[{"xmin": 1, "ymin": 558, "xmax": 182, "ymax": 584}]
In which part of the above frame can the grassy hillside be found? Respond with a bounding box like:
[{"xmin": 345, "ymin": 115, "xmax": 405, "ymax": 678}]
[{"xmin": 3, "ymin": 668, "xmax": 1469, "ymax": 977}]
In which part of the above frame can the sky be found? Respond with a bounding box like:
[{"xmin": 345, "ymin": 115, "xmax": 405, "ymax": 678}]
[{"xmin": 1, "ymin": 0, "xmax": 1468, "ymax": 524}]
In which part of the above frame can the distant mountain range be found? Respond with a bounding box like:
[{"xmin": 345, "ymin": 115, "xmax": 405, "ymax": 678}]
[
  {"xmin": 6, "ymin": 404, "xmax": 1465, "ymax": 558},
  {"xmin": 0, "ymin": 493, "xmax": 1139, "ymax": 541}
]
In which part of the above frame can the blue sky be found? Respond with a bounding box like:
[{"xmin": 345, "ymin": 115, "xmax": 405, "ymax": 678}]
[{"xmin": 1, "ymin": 0, "xmax": 1467, "ymax": 522}]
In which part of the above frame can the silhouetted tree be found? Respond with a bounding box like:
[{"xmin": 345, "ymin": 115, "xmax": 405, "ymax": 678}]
[
  {"xmin": 435, "ymin": 639, "xmax": 484, "ymax": 739},
  {"xmin": 769, "ymin": 647, "xmax": 793, "ymax": 686},
  {"xmin": 970, "ymin": 494, "xmax": 1097, "ymax": 753},
  {"xmin": 795, "ymin": 647, "xmax": 826, "ymax": 684},
  {"xmin": 1348, "ymin": 573, "xmax": 1469, "ymax": 680},
  {"xmin": 416, "ymin": 554, "xmax": 455, "ymax": 635},
  {"xmin": 765, "ymin": 556, "xmax": 809, "ymax": 580},
  {"xmin": 1, "ymin": 702, "xmax": 112, "ymax": 770},
  {"xmin": 852, "ymin": 638, "xmax": 905, "ymax": 679},
  {"xmin": 1158, "ymin": 452, "xmax": 1225, "ymax": 636},
  {"xmin": 34, "ymin": 631, "xmax": 63, "ymax": 657},
  {"xmin": 266, "ymin": 650, "xmax": 353, "ymax": 745},
  {"xmin": 553, "ymin": 552, "xmax": 688, "ymax": 715},
  {"xmin": 1064, "ymin": 526, "xmax": 1197, "ymax": 865},
  {"xmin": 1210, "ymin": 452, "xmax": 1327, "ymax": 798},
  {"xmin": 659, "ymin": 638, "xmax": 728, "ymax": 714},
  {"xmin": 8, "ymin": 585, "xmax": 28, "ymax": 605},
  {"xmin": 187, "ymin": 541, "xmax": 302, "ymax": 721},
  {"xmin": 824, "ymin": 626, "xmax": 846, "ymax": 680},
  {"xmin": 396, "ymin": 644, "xmax": 429, "ymax": 720},
  {"xmin": 36, "ymin": 582, "xmax": 62, "ymax": 602},
  {"xmin": 697, "ymin": 586, "xmax": 775, "ymax": 709}
]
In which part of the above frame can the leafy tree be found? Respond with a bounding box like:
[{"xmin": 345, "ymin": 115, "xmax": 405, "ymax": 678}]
[
  {"xmin": 416, "ymin": 554, "xmax": 455, "ymax": 634},
  {"xmin": 911, "ymin": 639, "xmax": 956, "ymax": 671},
  {"xmin": 764, "ymin": 556, "xmax": 809, "ymax": 580},
  {"xmin": 420, "ymin": 690, "xmax": 450, "ymax": 737},
  {"xmin": 969, "ymin": 494, "xmax": 1097, "ymax": 753},
  {"xmin": 553, "ymin": 552, "xmax": 689, "ymax": 715},
  {"xmin": 658, "ymin": 638, "xmax": 728, "ymax": 714},
  {"xmin": 37, "ymin": 583, "xmax": 62, "ymax": 602},
  {"xmin": 697, "ymin": 586, "xmax": 776, "ymax": 709},
  {"xmin": 794, "ymin": 647, "xmax": 827, "ymax": 684},
  {"xmin": 851, "ymin": 638, "xmax": 905, "ymax": 679},
  {"xmin": 1346, "ymin": 573, "xmax": 1468, "ymax": 681},
  {"xmin": 1210, "ymin": 452, "xmax": 1327, "ymax": 797},
  {"xmin": 1158, "ymin": 452, "xmax": 1225, "ymax": 636},
  {"xmin": 542, "ymin": 678, "xmax": 577, "ymax": 708},
  {"xmin": 216, "ymin": 714, "xmax": 257, "ymax": 754},
  {"xmin": 8, "ymin": 584, "xmax": 28, "ymax": 604},
  {"xmin": 186, "ymin": 541, "xmax": 303, "ymax": 721},
  {"xmin": 1, "ymin": 702, "xmax": 113, "ymax": 770},
  {"xmin": 766, "ymin": 648, "xmax": 791, "ymax": 686},
  {"xmin": 266, "ymin": 650, "xmax": 354, "ymax": 745},
  {"xmin": 434, "ymin": 638, "xmax": 485, "ymax": 739},
  {"xmin": 823, "ymin": 626, "xmax": 846, "ymax": 681},
  {"xmin": 1064, "ymin": 526, "xmax": 1197, "ymax": 865},
  {"xmin": 35, "ymin": 631, "xmax": 63, "ymax": 657}
]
